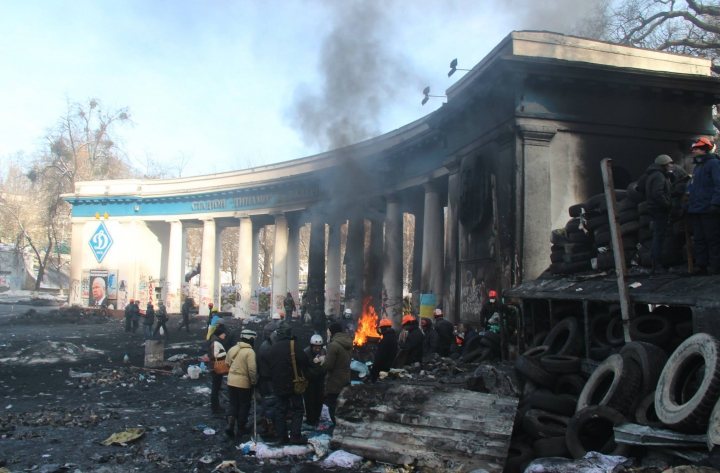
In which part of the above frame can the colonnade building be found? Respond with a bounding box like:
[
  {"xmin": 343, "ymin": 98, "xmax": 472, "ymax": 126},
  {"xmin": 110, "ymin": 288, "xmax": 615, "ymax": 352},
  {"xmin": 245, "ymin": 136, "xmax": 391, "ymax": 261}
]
[{"xmin": 64, "ymin": 31, "xmax": 720, "ymax": 329}]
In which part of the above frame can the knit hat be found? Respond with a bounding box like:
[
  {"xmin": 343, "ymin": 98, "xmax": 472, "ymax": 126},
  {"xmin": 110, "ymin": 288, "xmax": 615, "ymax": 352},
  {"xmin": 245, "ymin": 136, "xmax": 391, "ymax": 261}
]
[{"xmin": 329, "ymin": 322, "xmax": 342, "ymax": 336}]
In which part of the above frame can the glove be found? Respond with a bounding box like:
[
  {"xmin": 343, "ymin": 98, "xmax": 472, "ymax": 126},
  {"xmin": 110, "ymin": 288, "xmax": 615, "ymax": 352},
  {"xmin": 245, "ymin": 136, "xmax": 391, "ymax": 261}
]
[{"xmin": 710, "ymin": 205, "xmax": 720, "ymax": 215}]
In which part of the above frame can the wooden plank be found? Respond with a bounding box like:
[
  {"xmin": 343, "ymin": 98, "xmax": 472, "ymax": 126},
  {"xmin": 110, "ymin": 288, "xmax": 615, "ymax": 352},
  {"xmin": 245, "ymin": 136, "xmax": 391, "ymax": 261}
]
[
  {"xmin": 601, "ymin": 158, "xmax": 633, "ymax": 342},
  {"xmin": 331, "ymin": 384, "xmax": 517, "ymax": 473}
]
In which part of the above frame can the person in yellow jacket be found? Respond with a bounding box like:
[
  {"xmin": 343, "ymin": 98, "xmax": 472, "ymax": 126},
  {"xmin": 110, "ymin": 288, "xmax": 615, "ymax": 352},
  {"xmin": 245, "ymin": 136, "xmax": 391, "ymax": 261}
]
[{"xmin": 224, "ymin": 329, "xmax": 257, "ymax": 437}]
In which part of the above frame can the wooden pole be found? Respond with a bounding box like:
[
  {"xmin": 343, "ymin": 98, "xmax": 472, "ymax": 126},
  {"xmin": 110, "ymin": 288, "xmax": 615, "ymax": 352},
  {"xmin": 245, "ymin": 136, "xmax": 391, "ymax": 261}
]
[
  {"xmin": 601, "ymin": 158, "xmax": 632, "ymax": 343},
  {"xmin": 491, "ymin": 174, "xmax": 507, "ymax": 360}
]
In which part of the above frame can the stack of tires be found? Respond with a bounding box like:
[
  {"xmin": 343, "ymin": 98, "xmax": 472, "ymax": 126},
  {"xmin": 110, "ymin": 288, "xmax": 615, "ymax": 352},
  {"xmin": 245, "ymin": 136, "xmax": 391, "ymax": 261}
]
[{"xmin": 507, "ymin": 325, "xmax": 720, "ymax": 472}]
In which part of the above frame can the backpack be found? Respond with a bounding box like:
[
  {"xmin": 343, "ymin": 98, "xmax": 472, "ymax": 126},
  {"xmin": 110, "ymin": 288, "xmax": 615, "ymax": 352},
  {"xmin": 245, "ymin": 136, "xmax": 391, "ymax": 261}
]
[{"xmin": 290, "ymin": 340, "xmax": 308, "ymax": 394}]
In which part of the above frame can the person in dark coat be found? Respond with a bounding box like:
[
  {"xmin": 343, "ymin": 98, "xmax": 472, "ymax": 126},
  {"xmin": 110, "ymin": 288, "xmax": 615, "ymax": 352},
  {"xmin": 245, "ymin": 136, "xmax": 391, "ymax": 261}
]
[
  {"xmin": 480, "ymin": 291, "xmax": 508, "ymax": 331},
  {"xmin": 204, "ymin": 326, "xmax": 231, "ymax": 414},
  {"xmin": 370, "ymin": 318, "xmax": 398, "ymax": 382},
  {"xmin": 283, "ymin": 292, "xmax": 296, "ymax": 323},
  {"xmin": 268, "ymin": 326, "xmax": 310, "ymax": 445},
  {"xmin": 142, "ymin": 302, "xmax": 155, "ymax": 340},
  {"xmin": 257, "ymin": 326, "xmax": 277, "ymax": 436},
  {"xmin": 688, "ymin": 137, "xmax": 720, "ymax": 275},
  {"xmin": 641, "ymin": 155, "xmax": 674, "ymax": 273},
  {"xmin": 131, "ymin": 300, "xmax": 141, "ymax": 334},
  {"xmin": 179, "ymin": 297, "xmax": 194, "ymax": 332},
  {"xmin": 420, "ymin": 318, "xmax": 439, "ymax": 357},
  {"xmin": 432, "ymin": 309, "xmax": 454, "ymax": 357},
  {"xmin": 323, "ymin": 323, "xmax": 352, "ymax": 428},
  {"xmin": 255, "ymin": 312, "xmax": 281, "ymax": 351},
  {"xmin": 303, "ymin": 335, "xmax": 326, "ymax": 426},
  {"xmin": 459, "ymin": 323, "xmax": 478, "ymax": 355},
  {"xmin": 312, "ymin": 309, "xmax": 327, "ymax": 336},
  {"xmin": 398, "ymin": 315, "xmax": 423, "ymax": 366},
  {"xmin": 153, "ymin": 301, "xmax": 169, "ymax": 339},
  {"xmin": 124, "ymin": 299, "xmax": 135, "ymax": 333}
]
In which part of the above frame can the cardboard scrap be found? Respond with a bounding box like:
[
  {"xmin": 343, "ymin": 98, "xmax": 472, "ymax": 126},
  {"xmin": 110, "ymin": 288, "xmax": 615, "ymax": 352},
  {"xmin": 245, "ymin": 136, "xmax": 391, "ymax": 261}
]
[{"xmin": 101, "ymin": 428, "xmax": 145, "ymax": 446}]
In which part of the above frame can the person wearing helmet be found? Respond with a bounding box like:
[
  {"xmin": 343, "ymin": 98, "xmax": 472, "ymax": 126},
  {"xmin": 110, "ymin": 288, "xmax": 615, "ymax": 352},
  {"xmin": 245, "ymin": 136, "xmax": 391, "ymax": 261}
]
[
  {"xmin": 688, "ymin": 137, "xmax": 720, "ymax": 275},
  {"xmin": 124, "ymin": 299, "xmax": 135, "ymax": 333},
  {"xmin": 206, "ymin": 302, "xmax": 218, "ymax": 327},
  {"xmin": 302, "ymin": 335, "xmax": 327, "ymax": 426},
  {"xmin": 432, "ymin": 308, "xmax": 454, "ymax": 357},
  {"xmin": 269, "ymin": 326, "xmax": 310, "ymax": 444},
  {"xmin": 225, "ymin": 329, "xmax": 257, "ymax": 437},
  {"xmin": 641, "ymin": 155, "xmax": 675, "ymax": 274},
  {"xmin": 340, "ymin": 308, "xmax": 355, "ymax": 336},
  {"xmin": 398, "ymin": 315, "xmax": 423, "ymax": 366},
  {"xmin": 420, "ymin": 318, "xmax": 439, "ymax": 357},
  {"xmin": 323, "ymin": 322, "xmax": 352, "ymax": 430},
  {"xmin": 480, "ymin": 290, "xmax": 506, "ymax": 332},
  {"xmin": 370, "ymin": 318, "xmax": 398, "ymax": 382}
]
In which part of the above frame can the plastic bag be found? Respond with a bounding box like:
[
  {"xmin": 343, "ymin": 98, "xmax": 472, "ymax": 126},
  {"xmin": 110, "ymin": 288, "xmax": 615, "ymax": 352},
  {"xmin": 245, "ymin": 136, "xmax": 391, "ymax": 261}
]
[
  {"xmin": 350, "ymin": 360, "xmax": 369, "ymax": 378},
  {"xmin": 321, "ymin": 450, "xmax": 363, "ymax": 469},
  {"xmin": 187, "ymin": 365, "xmax": 202, "ymax": 379},
  {"xmin": 524, "ymin": 452, "xmax": 631, "ymax": 473}
]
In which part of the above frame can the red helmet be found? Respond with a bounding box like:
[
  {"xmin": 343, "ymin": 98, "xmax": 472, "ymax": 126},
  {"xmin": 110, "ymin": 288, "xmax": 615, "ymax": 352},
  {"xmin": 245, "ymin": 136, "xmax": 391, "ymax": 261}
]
[
  {"xmin": 208, "ymin": 302, "xmax": 214, "ymax": 307},
  {"xmin": 129, "ymin": 299, "xmax": 134, "ymax": 303},
  {"xmin": 691, "ymin": 137, "xmax": 714, "ymax": 150},
  {"xmin": 402, "ymin": 315, "xmax": 415, "ymax": 325},
  {"xmin": 488, "ymin": 290, "xmax": 498, "ymax": 298},
  {"xmin": 378, "ymin": 318, "xmax": 392, "ymax": 328}
]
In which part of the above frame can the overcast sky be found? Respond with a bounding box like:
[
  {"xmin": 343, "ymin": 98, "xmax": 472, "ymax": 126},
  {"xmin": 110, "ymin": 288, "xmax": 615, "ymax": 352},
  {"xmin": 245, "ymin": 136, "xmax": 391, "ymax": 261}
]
[{"xmin": 0, "ymin": 0, "xmax": 599, "ymax": 177}]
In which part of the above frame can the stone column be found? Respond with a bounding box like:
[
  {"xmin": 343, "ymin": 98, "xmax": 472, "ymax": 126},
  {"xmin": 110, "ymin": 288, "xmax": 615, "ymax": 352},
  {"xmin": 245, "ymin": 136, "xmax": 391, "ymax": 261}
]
[
  {"xmin": 215, "ymin": 227, "xmax": 223, "ymax": 308},
  {"xmin": 421, "ymin": 182, "xmax": 444, "ymax": 308},
  {"xmin": 165, "ymin": 220, "xmax": 184, "ymax": 313},
  {"xmin": 366, "ymin": 217, "xmax": 384, "ymax": 317},
  {"xmin": 251, "ymin": 223, "xmax": 260, "ymax": 297},
  {"xmin": 199, "ymin": 218, "xmax": 216, "ymax": 316},
  {"xmin": 444, "ymin": 158, "xmax": 461, "ymax": 324},
  {"xmin": 271, "ymin": 213, "xmax": 288, "ymax": 315},
  {"xmin": 69, "ymin": 221, "xmax": 85, "ymax": 306},
  {"xmin": 236, "ymin": 215, "xmax": 253, "ymax": 319},
  {"xmin": 306, "ymin": 217, "xmax": 326, "ymax": 317},
  {"xmin": 344, "ymin": 216, "xmax": 365, "ymax": 318},
  {"xmin": 325, "ymin": 220, "xmax": 342, "ymax": 317},
  {"xmin": 518, "ymin": 124, "xmax": 557, "ymax": 281},
  {"xmin": 411, "ymin": 210, "xmax": 423, "ymax": 315},
  {"xmin": 286, "ymin": 218, "xmax": 300, "ymax": 307},
  {"xmin": 382, "ymin": 195, "xmax": 404, "ymax": 330}
]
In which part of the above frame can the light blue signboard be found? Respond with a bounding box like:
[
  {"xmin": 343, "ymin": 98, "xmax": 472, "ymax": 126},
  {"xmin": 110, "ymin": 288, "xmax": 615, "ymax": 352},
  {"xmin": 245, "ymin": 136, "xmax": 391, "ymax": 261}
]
[{"xmin": 89, "ymin": 222, "xmax": 114, "ymax": 263}]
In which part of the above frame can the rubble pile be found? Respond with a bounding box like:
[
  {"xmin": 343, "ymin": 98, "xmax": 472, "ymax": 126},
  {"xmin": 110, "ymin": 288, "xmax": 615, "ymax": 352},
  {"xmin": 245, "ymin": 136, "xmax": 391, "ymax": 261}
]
[
  {"xmin": 0, "ymin": 405, "xmax": 115, "ymax": 435},
  {"xmin": 377, "ymin": 354, "xmax": 475, "ymax": 384},
  {"xmin": 67, "ymin": 367, "xmax": 160, "ymax": 389}
]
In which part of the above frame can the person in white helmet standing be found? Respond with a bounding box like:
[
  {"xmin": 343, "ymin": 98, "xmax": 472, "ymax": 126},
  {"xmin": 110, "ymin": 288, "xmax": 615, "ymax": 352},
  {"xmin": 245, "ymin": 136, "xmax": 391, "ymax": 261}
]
[
  {"xmin": 303, "ymin": 334, "xmax": 327, "ymax": 427},
  {"xmin": 340, "ymin": 308, "xmax": 355, "ymax": 338}
]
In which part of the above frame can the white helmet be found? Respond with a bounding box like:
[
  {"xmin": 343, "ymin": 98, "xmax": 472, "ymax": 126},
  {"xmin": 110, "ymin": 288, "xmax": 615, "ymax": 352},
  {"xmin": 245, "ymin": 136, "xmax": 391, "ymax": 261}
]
[
  {"xmin": 344, "ymin": 308, "xmax": 352, "ymax": 318},
  {"xmin": 272, "ymin": 312, "xmax": 282, "ymax": 320},
  {"xmin": 310, "ymin": 335, "xmax": 324, "ymax": 346}
]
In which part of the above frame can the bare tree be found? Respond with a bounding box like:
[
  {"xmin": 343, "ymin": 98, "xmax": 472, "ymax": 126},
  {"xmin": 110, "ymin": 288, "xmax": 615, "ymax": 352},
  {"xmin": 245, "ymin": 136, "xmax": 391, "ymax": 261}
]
[{"xmin": 221, "ymin": 226, "xmax": 239, "ymax": 285}]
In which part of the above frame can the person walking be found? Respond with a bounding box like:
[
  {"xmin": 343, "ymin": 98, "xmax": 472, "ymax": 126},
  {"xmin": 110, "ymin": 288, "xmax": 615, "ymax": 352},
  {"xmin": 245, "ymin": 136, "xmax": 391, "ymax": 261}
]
[
  {"xmin": 269, "ymin": 326, "xmax": 310, "ymax": 445},
  {"xmin": 179, "ymin": 297, "xmax": 193, "ymax": 333},
  {"xmin": 432, "ymin": 308, "xmax": 454, "ymax": 357},
  {"xmin": 284, "ymin": 292, "xmax": 296, "ymax": 324},
  {"xmin": 323, "ymin": 322, "xmax": 352, "ymax": 429},
  {"xmin": 688, "ymin": 137, "xmax": 720, "ymax": 275},
  {"xmin": 257, "ymin": 324, "xmax": 277, "ymax": 436},
  {"xmin": 641, "ymin": 155, "xmax": 674, "ymax": 274},
  {"xmin": 124, "ymin": 299, "xmax": 134, "ymax": 333},
  {"xmin": 142, "ymin": 302, "xmax": 155, "ymax": 340},
  {"xmin": 303, "ymin": 335, "xmax": 326, "ymax": 427},
  {"xmin": 225, "ymin": 329, "xmax": 257, "ymax": 437},
  {"xmin": 369, "ymin": 318, "xmax": 398, "ymax": 382},
  {"xmin": 153, "ymin": 301, "xmax": 169, "ymax": 340}
]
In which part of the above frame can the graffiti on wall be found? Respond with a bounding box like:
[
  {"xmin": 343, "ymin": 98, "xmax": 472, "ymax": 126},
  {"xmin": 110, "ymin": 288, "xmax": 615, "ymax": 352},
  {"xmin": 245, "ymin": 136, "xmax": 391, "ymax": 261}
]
[{"xmin": 459, "ymin": 261, "xmax": 497, "ymax": 325}]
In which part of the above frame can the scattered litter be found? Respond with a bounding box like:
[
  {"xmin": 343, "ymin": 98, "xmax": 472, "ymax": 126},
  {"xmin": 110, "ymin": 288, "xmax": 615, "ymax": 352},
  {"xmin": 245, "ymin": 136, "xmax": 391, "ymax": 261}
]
[
  {"xmin": 320, "ymin": 405, "xmax": 331, "ymax": 422},
  {"xmin": 236, "ymin": 440, "xmax": 256, "ymax": 455},
  {"xmin": 350, "ymin": 360, "xmax": 369, "ymax": 378},
  {"xmin": 199, "ymin": 455, "xmax": 215, "ymax": 464},
  {"xmin": 308, "ymin": 434, "xmax": 331, "ymax": 459},
  {"xmin": 193, "ymin": 386, "xmax": 212, "ymax": 395},
  {"xmin": 101, "ymin": 428, "xmax": 145, "ymax": 446},
  {"xmin": 5, "ymin": 405, "xmax": 11, "ymax": 410},
  {"xmin": 214, "ymin": 460, "xmax": 242, "ymax": 472},
  {"xmin": 203, "ymin": 428, "xmax": 216, "ymax": 435},
  {"xmin": 575, "ymin": 288, "xmax": 583, "ymax": 292},
  {"xmin": 254, "ymin": 442, "xmax": 314, "ymax": 459},
  {"xmin": 321, "ymin": 450, "xmax": 364, "ymax": 469},
  {"xmin": 68, "ymin": 369, "xmax": 92, "ymax": 379},
  {"xmin": 525, "ymin": 451, "xmax": 631, "ymax": 473},
  {"xmin": 167, "ymin": 354, "xmax": 190, "ymax": 362},
  {"xmin": 171, "ymin": 365, "xmax": 183, "ymax": 376},
  {"xmin": 629, "ymin": 282, "xmax": 642, "ymax": 288},
  {"xmin": 0, "ymin": 341, "xmax": 105, "ymax": 365},
  {"xmin": 187, "ymin": 365, "xmax": 202, "ymax": 379}
]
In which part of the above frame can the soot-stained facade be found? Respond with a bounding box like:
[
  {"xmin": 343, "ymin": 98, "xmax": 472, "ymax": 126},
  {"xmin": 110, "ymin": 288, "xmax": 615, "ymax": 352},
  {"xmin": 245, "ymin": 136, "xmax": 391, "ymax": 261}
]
[{"xmin": 64, "ymin": 31, "xmax": 720, "ymax": 328}]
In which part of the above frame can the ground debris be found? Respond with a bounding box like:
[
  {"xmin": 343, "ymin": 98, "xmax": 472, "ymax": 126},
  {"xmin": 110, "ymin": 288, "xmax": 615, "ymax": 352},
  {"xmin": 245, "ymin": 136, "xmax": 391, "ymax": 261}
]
[
  {"xmin": 0, "ymin": 404, "xmax": 113, "ymax": 430},
  {"xmin": 101, "ymin": 427, "xmax": 145, "ymax": 446}
]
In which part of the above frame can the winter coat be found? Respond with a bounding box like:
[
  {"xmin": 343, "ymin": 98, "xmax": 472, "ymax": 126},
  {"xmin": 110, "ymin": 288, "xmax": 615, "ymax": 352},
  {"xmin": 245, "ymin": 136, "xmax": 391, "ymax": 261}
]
[
  {"xmin": 269, "ymin": 335, "xmax": 311, "ymax": 396},
  {"xmin": 433, "ymin": 318, "xmax": 454, "ymax": 357},
  {"xmin": 304, "ymin": 346, "xmax": 327, "ymax": 382},
  {"xmin": 257, "ymin": 339, "xmax": 274, "ymax": 395},
  {"xmin": 480, "ymin": 302, "xmax": 507, "ymax": 330},
  {"xmin": 226, "ymin": 342, "xmax": 257, "ymax": 389},
  {"xmin": 283, "ymin": 295, "xmax": 295, "ymax": 315},
  {"xmin": 370, "ymin": 329, "xmax": 398, "ymax": 381},
  {"xmin": 131, "ymin": 304, "xmax": 141, "ymax": 321},
  {"xmin": 643, "ymin": 164, "xmax": 672, "ymax": 213},
  {"xmin": 323, "ymin": 331, "xmax": 353, "ymax": 394},
  {"xmin": 156, "ymin": 305, "xmax": 168, "ymax": 322},
  {"xmin": 340, "ymin": 318, "xmax": 355, "ymax": 335},
  {"xmin": 181, "ymin": 300, "xmax": 192, "ymax": 318},
  {"xmin": 423, "ymin": 327, "xmax": 440, "ymax": 356},
  {"xmin": 688, "ymin": 153, "xmax": 720, "ymax": 214},
  {"xmin": 143, "ymin": 307, "xmax": 155, "ymax": 325},
  {"xmin": 398, "ymin": 324, "xmax": 423, "ymax": 366},
  {"xmin": 124, "ymin": 304, "xmax": 133, "ymax": 319},
  {"xmin": 462, "ymin": 329, "xmax": 479, "ymax": 355},
  {"xmin": 255, "ymin": 320, "xmax": 278, "ymax": 351}
]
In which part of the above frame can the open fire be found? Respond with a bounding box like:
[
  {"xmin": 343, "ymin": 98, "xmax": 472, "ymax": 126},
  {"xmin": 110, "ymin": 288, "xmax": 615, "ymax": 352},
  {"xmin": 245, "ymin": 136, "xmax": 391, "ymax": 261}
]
[{"xmin": 353, "ymin": 297, "xmax": 381, "ymax": 346}]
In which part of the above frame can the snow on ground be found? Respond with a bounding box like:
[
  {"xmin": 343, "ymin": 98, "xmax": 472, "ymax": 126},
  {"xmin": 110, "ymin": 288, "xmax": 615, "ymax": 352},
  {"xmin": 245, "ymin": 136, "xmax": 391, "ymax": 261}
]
[{"xmin": 0, "ymin": 290, "xmax": 66, "ymax": 303}]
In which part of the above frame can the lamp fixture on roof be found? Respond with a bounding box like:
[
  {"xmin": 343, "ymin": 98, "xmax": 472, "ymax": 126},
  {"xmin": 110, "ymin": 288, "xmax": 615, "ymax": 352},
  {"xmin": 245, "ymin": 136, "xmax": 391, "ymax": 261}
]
[
  {"xmin": 421, "ymin": 86, "xmax": 445, "ymax": 106},
  {"xmin": 448, "ymin": 58, "xmax": 471, "ymax": 77}
]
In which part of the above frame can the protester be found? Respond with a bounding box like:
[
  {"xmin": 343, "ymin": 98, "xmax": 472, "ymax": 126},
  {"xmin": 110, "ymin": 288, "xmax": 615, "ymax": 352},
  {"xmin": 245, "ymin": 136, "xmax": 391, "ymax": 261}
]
[
  {"xmin": 420, "ymin": 318, "xmax": 439, "ymax": 357},
  {"xmin": 206, "ymin": 313, "xmax": 224, "ymax": 340},
  {"xmin": 179, "ymin": 297, "xmax": 194, "ymax": 333},
  {"xmin": 398, "ymin": 315, "xmax": 423, "ymax": 366},
  {"xmin": 225, "ymin": 329, "xmax": 257, "ymax": 437},
  {"xmin": 432, "ymin": 308, "xmax": 454, "ymax": 357},
  {"xmin": 131, "ymin": 300, "xmax": 141, "ymax": 334},
  {"xmin": 142, "ymin": 302, "xmax": 155, "ymax": 340},
  {"xmin": 480, "ymin": 291, "xmax": 507, "ymax": 331},
  {"xmin": 640, "ymin": 155, "xmax": 674, "ymax": 274},
  {"xmin": 369, "ymin": 318, "xmax": 398, "ymax": 382},
  {"xmin": 269, "ymin": 326, "xmax": 310, "ymax": 445},
  {"xmin": 688, "ymin": 137, "xmax": 720, "ymax": 275},
  {"xmin": 153, "ymin": 301, "xmax": 169, "ymax": 340},
  {"xmin": 284, "ymin": 292, "xmax": 296, "ymax": 323},
  {"xmin": 206, "ymin": 302, "xmax": 217, "ymax": 327},
  {"xmin": 323, "ymin": 322, "xmax": 352, "ymax": 429},
  {"xmin": 459, "ymin": 323, "xmax": 478, "ymax": 356},
  {"xmin": 340, "ymin": 308, "xmax": 355, "ymax": 337},
  {"xmin": 303, "ymin": 334, "xmax": 326, "ymax": 426},
  {"xmin": 257, "ymin": 325, "xmax": 277, "ymax": 436},
  {"xmin": 205, "ymin": 326, "xmax": 229, "ymax": 414},
  {"xmin": 124, "ymin": 299, "xmax": 134, "ymax": 333}
]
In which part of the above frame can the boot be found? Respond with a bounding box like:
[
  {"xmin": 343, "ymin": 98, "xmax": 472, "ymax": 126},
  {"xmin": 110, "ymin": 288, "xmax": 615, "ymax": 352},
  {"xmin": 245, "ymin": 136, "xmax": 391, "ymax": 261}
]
[
  {"xmin": 263, "ymin": 419, "xmax": 276, "ymax": 437},
  {"xmin": 289, "ymin": 435, "xmax": 308, "ymax": 445},
  {"xmin": 652, "ymin": 259, "xmax": 668, "ymax": 275},
  {"xmin": 225, "ymin": 416, "xmax": 236, "ymax": 437}
]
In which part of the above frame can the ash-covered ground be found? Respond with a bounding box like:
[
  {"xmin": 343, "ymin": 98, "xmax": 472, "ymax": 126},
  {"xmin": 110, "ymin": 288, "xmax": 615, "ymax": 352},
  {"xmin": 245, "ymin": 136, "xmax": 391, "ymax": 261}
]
[{"xmin": 0, "ymin": 304, "xmax": 334, "ymax": 473}]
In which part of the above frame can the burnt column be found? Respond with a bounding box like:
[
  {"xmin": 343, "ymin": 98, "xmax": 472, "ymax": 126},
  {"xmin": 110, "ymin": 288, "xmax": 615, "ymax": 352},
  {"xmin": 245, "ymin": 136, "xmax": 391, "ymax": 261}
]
[
  {"xmin": 366, "ymin": 217, "xmax": 384, "ymax": 318},
  {"xmin": 344, "ymin": 216, "xmax": 365, "ymax": 318},
  {"xmin": 421, "ymin": 182, "xmax": 444, "ymax": 308},
  {"xmin": 383, "ymin": 194, "xmax": 404, "ymax": 330},
  {"xmin": 444, "ymin": 157, "xmax": 461, "ymax": 324},
  {"xmin": 411, "ymin": 210, "xmax": 423, "ymax": 316},
  {"xmin": 306, "ymin": 217, "xmax": 326, "ymax": 317},
  {"xmin": 325, "ymin": 220, "xmax": 342, "ymax": 316}
]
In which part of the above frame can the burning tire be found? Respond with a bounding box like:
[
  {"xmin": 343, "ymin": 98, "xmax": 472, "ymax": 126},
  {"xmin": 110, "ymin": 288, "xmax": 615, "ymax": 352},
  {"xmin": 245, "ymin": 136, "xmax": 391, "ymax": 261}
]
[
  {"xmin": 655, "ymin": 333, "xmax": 720, "ymax": 433},
  {"xmin": 576, "ymin": 353, "xmax": 641, "ymax": 415},
  {"xmin": 566, "ymin": 406, "xmax": 630, "ymax": 459}
]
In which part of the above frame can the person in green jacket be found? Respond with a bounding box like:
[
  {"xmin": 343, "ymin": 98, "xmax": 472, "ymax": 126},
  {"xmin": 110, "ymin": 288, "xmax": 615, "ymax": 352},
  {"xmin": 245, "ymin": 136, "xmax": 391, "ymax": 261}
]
[{"xmin": 323, "ymin": 322, "xmax": 352, "ymax": 428}]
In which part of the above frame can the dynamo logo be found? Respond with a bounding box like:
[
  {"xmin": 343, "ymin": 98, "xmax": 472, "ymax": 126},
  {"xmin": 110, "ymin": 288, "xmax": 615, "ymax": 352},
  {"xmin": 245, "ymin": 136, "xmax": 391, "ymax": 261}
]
[{"xmin": 89, "ymin": 222, "xmax": 114, "ymax": 263}]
